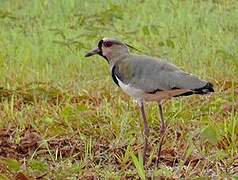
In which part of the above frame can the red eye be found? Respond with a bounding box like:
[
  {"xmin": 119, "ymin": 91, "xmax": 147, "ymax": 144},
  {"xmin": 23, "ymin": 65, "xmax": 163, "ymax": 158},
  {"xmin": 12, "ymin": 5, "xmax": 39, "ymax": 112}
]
[{"xmin": 103, "ymin": 41, "xmax": 113, "ymax": 47}]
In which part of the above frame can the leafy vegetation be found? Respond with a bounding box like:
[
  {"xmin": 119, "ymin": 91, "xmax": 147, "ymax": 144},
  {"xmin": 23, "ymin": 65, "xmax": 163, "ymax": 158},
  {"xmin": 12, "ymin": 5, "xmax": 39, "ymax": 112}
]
[{"xmin": 0, "ymin": 0, "xmax": 237, "ymax": 179}]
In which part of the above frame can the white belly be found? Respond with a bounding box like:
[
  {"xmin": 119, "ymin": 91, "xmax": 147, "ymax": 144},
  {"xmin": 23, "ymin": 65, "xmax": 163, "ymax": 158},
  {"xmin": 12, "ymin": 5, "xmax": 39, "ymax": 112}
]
[{"xmin": 116, "ymin": 77, "xmax": 144, "ymax": 99}]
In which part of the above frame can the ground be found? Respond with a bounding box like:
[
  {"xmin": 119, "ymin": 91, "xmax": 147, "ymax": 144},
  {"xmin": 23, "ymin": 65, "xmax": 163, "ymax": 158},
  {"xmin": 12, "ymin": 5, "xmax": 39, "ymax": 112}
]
[{"xmin": 0, "ymin": 0, "xmax": 238, "ymax": 179}]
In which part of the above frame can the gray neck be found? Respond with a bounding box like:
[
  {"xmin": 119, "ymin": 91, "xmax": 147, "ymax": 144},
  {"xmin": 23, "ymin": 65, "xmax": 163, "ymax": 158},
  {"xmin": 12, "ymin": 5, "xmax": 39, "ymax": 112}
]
[
  {"xmin": 109, "ymin": 53, "xmax": 129, "ymax": 67},
  {"xmin": 107, "ymin": 48, "xmax": 130, "ymax": 68}
]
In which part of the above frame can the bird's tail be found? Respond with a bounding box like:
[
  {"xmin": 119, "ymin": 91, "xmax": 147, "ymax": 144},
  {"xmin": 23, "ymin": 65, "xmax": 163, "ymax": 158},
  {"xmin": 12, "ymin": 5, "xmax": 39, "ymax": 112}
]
[
  {"xmin": 175, "ymin": 82, "xmax": 214, "ymax": 97},
  {"xmin": 143, "ymin": 82, "xmax": 214, "ymax": 101},
  {"xmin": 193, "ymin": 82, "xmax": 214, "ymax": 94}
]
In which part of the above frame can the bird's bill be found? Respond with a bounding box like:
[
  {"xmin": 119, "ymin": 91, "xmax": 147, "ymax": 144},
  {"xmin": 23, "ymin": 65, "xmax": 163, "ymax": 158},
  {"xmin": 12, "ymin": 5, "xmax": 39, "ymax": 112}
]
[{"xmin": 85, "ymin": 47, "xmax": 101, "ymax": 57}]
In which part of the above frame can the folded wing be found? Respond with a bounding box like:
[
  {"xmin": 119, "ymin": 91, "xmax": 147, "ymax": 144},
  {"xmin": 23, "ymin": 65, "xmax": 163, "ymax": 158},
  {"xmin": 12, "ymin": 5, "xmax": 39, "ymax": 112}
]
[{"xmin": 112, "ymin": 55, "xmax": 214, "ymax": 96}]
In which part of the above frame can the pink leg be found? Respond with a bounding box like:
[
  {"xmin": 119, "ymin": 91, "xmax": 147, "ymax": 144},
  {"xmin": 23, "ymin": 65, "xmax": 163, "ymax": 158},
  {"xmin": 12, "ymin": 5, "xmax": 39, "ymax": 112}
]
[
  {"xmin": 139, "ymin": 101, "xmax": 149, "ymax": 165},
  {"xmin": 156, "ymin": 102, "xmax": 166, "ymax": 166}
]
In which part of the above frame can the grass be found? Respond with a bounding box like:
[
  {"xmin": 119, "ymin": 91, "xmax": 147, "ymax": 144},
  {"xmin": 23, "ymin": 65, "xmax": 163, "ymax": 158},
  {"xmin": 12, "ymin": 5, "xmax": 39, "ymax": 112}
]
[{"xmin": 0, "ymin": 0, "xmax": 237, "ymax": 179}]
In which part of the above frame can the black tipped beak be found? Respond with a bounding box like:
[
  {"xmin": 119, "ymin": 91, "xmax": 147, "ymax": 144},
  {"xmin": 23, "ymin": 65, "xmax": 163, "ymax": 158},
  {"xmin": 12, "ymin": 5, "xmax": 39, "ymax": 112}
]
[{"xmin": 85, "ymin": 47, "xmax": 101, "ymax": 57}]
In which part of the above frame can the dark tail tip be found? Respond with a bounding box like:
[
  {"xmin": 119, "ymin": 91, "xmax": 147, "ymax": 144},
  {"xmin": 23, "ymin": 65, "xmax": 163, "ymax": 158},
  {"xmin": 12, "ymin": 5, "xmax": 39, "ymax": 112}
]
[
  {"xmin": 172, "ymin": 82, "xmax": 214, "ymax": 97},
  {"xmin": 205, "ymin": 82, "xmax": 214, "ymax": 92},
  {"xmin": 194, "ymin": 82, "xmax": 214, "ymax": 94}
]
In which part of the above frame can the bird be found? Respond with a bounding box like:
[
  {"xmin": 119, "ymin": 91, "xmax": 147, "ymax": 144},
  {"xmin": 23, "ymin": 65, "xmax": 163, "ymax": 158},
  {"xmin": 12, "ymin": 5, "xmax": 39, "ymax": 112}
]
[{"xmin": 85, "ymin": 37, "xmax": 214, "ymax": 165}]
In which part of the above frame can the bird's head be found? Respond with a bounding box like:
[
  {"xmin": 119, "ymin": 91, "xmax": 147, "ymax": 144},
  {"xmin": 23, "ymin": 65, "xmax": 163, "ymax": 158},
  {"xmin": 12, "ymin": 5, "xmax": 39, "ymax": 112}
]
[{"xmin": 85, "ymin": 38, "xmax": 130, "ymax": 63}]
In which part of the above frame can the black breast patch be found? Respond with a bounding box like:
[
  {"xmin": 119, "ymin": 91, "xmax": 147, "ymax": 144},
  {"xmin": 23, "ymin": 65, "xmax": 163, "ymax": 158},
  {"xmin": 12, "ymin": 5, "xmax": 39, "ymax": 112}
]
[{"xmin": 111, "ymin": 65, "xmax": 119, "ymax": 86}]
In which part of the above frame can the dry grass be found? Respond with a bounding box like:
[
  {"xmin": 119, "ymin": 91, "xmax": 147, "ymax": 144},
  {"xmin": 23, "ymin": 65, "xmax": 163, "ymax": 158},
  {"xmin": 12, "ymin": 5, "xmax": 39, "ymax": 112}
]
[{"xmin": 0, "ymin": 82, "xmax": 237, "ymax": 179}]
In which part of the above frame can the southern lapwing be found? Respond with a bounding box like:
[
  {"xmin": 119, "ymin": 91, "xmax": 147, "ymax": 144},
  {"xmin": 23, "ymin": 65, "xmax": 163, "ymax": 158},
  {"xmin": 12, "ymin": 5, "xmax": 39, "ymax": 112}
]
[{"xmin": 85, "ymin": 38, "xmax": 214, "ymax": 165}]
